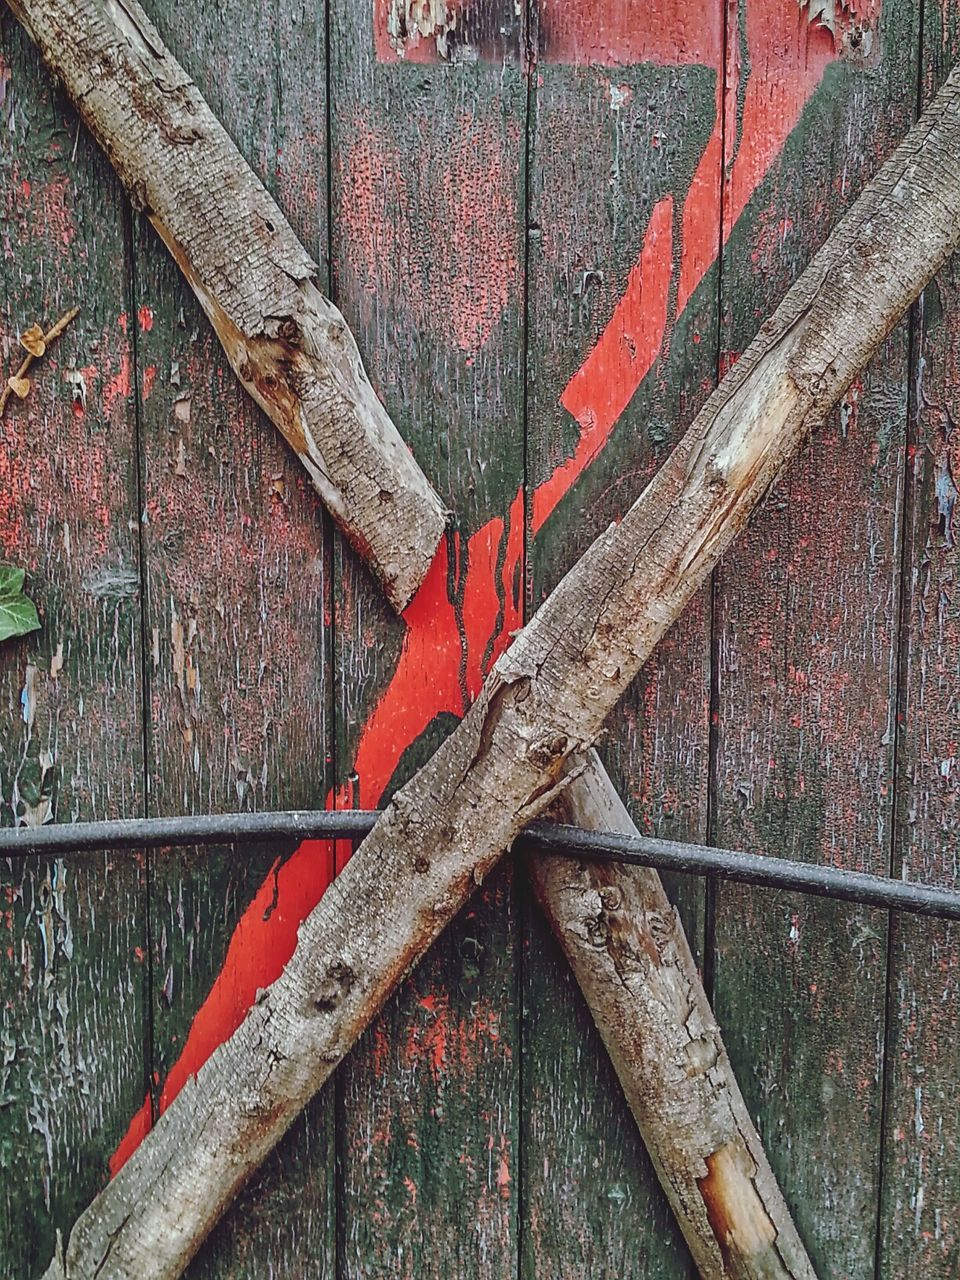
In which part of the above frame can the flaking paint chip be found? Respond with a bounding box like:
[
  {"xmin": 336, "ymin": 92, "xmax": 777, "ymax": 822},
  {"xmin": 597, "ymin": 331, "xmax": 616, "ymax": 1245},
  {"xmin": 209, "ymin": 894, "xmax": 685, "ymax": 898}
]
[{"xmin": 19, "ymin": 324, "xmax": 46, "ymax": 358}]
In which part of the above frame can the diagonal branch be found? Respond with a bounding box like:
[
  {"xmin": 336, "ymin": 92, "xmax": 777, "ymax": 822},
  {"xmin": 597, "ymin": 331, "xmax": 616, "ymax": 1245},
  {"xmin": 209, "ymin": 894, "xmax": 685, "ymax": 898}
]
[
  {"xmin": 32, "ymin": 51, "xmax": 960, "ymax": 1280},
  {"xmin": 4, "ymin": 0, "xmax": 817, "ymax": 1271},
  {"xmin": 530, "ymin": 753, "xmax": 815, "ymax": 1279},
  {"xmin": 5, "ymin": 0, "xmax": 448, "ymax": 612}
]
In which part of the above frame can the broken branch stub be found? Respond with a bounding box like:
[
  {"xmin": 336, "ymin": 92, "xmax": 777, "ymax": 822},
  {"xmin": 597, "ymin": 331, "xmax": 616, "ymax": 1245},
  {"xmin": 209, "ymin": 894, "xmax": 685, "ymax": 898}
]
[
  {"xmin": 529, "ymin": 753, "xmax": 815, "ymax": 1280},
  {"xmin": 7, "ymin": 0, "xmax": 447, "ymax": 611},
  {"xmin": 37, "ymin": 56, "xmax": 960, "ymax": 1280}
]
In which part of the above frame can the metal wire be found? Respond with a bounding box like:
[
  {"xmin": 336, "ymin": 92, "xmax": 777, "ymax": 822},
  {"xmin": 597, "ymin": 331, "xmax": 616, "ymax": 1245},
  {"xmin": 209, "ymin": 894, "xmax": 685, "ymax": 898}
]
[{"xmin": 1, "ymin": 809, "xmax": 958, "ymax": 922}]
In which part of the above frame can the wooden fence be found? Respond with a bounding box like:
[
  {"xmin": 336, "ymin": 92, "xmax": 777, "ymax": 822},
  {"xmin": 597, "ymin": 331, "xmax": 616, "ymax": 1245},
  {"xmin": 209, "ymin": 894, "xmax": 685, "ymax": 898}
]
[{"xmin": 1, "ymin": 1, "xmax": 957, "ymax": 1276}]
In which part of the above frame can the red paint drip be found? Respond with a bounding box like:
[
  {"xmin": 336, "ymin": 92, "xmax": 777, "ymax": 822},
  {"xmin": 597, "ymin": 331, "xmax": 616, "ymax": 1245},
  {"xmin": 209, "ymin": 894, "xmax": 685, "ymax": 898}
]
[
  {"xmin": 141, "ymin": 364, "xmax": 158, "ymax": 402},
  {"xmin": 101, "ymin": 354, "xmax": 132, "ymax": 419},
  {"xmin": 110, "ymin": 5, "xmax": 846, "ymax": 1174}
]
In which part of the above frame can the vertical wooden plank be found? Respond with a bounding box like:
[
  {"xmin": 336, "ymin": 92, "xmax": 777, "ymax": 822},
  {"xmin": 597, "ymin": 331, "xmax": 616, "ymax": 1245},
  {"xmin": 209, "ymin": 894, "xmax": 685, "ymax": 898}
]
[
  {"xmin": 330, "ymin": 4, "xmax": 527, "ymax": 1274},
  {"xmin": 128, "ymin": 1, "xmax": 335, "ymax": 1274},
  {"xmin": 711, "ymin": 4, "xmax": 918, "ymax": 1276},
  {"xmin": 523, "ymin": 5, "xmax": 724, "ymax": 1274},
  {"xmin": 881, "ymin": 6, "xmax": 960, "ymax": 1274},
  {"xmin": 0, "ymin": 16, "xmax": 146, "ymax": 1278}
]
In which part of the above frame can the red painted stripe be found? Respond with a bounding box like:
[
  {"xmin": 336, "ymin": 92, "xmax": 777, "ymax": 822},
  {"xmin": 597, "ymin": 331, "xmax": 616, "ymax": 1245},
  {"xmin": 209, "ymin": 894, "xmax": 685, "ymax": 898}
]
[
  {"xmin": 532, "ymin": 195, "xmax": 674, "ymax": 535},
  {"xmin": 111, "ymin": 3, "xmax": 848, "ymax": 1173}
]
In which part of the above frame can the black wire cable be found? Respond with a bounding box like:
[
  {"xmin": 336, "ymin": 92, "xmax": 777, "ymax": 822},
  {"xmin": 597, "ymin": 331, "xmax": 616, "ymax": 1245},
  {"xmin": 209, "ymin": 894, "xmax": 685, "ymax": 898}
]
[{"xmin": 1, "ymin": 809, "xmax": 958, "ymax": 922}]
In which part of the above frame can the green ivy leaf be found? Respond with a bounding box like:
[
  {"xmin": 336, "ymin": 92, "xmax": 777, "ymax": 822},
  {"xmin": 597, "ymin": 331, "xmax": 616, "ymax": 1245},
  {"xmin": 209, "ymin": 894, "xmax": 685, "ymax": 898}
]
[{"xmin": 0, "ymin": 565, "xmax": 40, "ymax": 644}]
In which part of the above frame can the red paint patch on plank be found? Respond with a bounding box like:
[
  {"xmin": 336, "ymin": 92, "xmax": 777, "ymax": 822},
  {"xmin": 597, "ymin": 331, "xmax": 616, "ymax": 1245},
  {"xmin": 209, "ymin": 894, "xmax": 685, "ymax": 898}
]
[
  {"xmin": 723, "ymin": 5, "xmax": 836, "ymax": 233},
  {"xmin": 338, "ymin": 113, "xmax": 519, "ymax": 354},
  {"xmin": 101, "ymin": 354, "xmax": 132, "ymax": 417},
  {"xmin": 373, "ymin": 0, "xmax": 720, "ymax": 66},
  {"xmin": 538, "ymin": 0, "xmax": 720, "ymax": 67},
  {"xmin": 533, "ymin": 195, "xmax": 674, "ymax": 534}
]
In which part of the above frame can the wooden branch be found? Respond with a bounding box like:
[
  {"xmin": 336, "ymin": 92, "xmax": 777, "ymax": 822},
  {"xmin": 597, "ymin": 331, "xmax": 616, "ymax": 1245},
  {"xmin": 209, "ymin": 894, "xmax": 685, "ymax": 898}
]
[
  {"xmin": 6, "ymin": 0, "xmax": 816, "ymax": 1271},
  {"xmin": 0, "ymin": 305, "xmax": 79, "ymax": 416},
  {"xmin": 6, "ymin": 0, "xmax": 447, "ymax": 612},
  {"xmin": 36, "ymin": 56, "xmax": 960, "ymax": 1280},
  {"xmin": 530, "ymin": 753, "xmax": 815, "ymax": 1279}
]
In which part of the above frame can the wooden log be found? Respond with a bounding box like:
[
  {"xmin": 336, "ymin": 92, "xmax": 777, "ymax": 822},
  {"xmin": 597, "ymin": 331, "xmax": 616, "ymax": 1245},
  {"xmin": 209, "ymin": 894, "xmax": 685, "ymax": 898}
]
[
  {"xmin": 528, "ymin": 752, "xmax": 814, "ymax": 1279},
  {"xmin": 37, "ymin": 56, "xmax": 960, "ymax": 1280},
  {"xmin": 130, "ymin": 0, "xmax": 338, "ymax": 1270},
  {"xmin": 5, "ymin": 0, "xmax": 448, "ymax": 613}
]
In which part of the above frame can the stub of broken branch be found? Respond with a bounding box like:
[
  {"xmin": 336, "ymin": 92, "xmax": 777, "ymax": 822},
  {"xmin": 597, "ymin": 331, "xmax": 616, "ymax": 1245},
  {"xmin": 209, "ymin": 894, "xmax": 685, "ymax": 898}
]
[
  {"xmin": 8, "ymin": 0, "xmax": 447, "ymax": 611},
  {"xmin": 0, "ymin": 305, "xmax": 80, "ymax": 418}
]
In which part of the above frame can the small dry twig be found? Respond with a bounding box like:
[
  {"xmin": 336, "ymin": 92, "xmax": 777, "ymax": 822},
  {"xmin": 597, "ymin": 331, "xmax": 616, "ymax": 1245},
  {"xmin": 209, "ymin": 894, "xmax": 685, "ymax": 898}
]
[{"xmin": 0, "ymin": 304, "xmax": 80, "ymax": 418}]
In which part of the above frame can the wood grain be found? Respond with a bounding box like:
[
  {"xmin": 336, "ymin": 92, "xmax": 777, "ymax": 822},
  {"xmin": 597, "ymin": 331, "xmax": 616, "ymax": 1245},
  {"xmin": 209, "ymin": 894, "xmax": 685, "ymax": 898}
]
[
  {"xmin": 133, "ymin": 0, "xmax": 334, "ymax": 1274},
  {"xmin": 40, "ymin": 47, "xmax": 960, "ymax": 1274},
  {"xmin": 880, "ymin": 6, "xmax": 960, "ymax": 1275},
  {"xmin": 0, "ymin": 14, "xmax": 146, "ymax": 1277},
  {"xmin": 710, "ymin": 5, "xmax": 919, "ymax": 1276},
  {"xmin": 523, "ymin": 7, "xmax": 722, "ymax": 1269},
  {"xmin": 329, "ymin": 3, "xmax": 526, "ymax": 1272}
]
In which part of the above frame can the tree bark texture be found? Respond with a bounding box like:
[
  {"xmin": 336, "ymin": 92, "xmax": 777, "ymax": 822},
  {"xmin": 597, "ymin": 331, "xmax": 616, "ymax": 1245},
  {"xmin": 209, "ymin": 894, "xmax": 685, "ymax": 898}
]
[
  {"xmin": 6, "ymin": 0, "xmax": 809, "ymax": 1272},
  {"xmin": 34, "ymin": 53, "xmax": 960, "ymax": 1280},
  {"xmin": 6, "ymin": 0, "xmax": 448, "ymax": 612},
  {"xmin": 530, "ymin": 753, "xmax": 815, "ymax": 1280}
]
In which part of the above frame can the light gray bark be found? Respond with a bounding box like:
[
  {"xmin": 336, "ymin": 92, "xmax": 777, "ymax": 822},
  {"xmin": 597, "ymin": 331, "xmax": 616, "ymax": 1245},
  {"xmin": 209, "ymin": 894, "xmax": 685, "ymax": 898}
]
[
  {"xmin": 531, "ymin": 753, "xmax": 815, "ymax": 1279},
  {"xmin": 32, "ymin": 34, "xmax": 960, "ymax": 1280},
  {"xmin": 7, "ymin": 0, "xmax": 448, "ymax": 611},
  {"xmin": 9, "ymin": 0, "xmax": 815, "ymax": 1271}
]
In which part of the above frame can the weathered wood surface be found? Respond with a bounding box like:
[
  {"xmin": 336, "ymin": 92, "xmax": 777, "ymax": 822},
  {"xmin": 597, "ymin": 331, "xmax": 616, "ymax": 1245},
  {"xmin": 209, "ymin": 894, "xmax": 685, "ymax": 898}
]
[
  {"xmin": 330, "ymin": 3, "xmax": 525, "ymax": 1275},
  {"xmin": 881, "ymin": 7, "xmax": 960, "ymax": 1275},
  {"xmin": 128, "ymin": 0, "xmax": 337, "ymax": 1274},
  {"xmin": 5, "ymin": 2, "xmax": 960, "ymax": 1277},
  {"xmin": 0, "ymin": 16, "xmax": 148, "ymax": 1280},
  {"xmin": 7, "ymin": 0, "xmax": 447, "ymax": 613},
  {"xmin": 710, "ymin": 6, "xmax": 919, "ymax": 1275},
  {"xmin": 523, "ymin": 7, "xmax": 720, "ymax": 1270},
  {"xmin": 33, "ymin": 47, "xmax": 960, "ymax": 1276}
]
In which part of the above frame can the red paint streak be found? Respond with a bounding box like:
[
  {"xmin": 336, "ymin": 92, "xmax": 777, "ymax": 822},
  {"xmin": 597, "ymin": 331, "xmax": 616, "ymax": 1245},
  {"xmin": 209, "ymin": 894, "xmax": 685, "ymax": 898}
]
[
  {"xmin": 114, "ymin": 508, "xmax": 522, "ymax": 1168},
  {"xmin": 138, "ymin": 306, "xmax": 154, "ymax": 333},
  {"xmin": 110, "ymin": 1097, "xmax": 151, "ymax": 1175},
  {"xmin": 534, "ymin": 3, "xmax": 839, "ymax": 535},
  {"xmin": 533, "ymin": 195, "xmax": 673, "ymax": 535},
  {"xmin": 141, "ymin": 364, "xmax": 158, "ymax": 402},
  {"xmin": 111, "ymin": 1, "xmax": 852, "ymax": 1172}
]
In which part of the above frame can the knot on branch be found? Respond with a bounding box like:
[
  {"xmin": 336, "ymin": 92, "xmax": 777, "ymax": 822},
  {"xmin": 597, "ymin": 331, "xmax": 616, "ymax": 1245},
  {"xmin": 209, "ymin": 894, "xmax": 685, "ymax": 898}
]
[{"xmin": 314, "ymin": 960, "xmax": 356, "ymax": 1013}]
